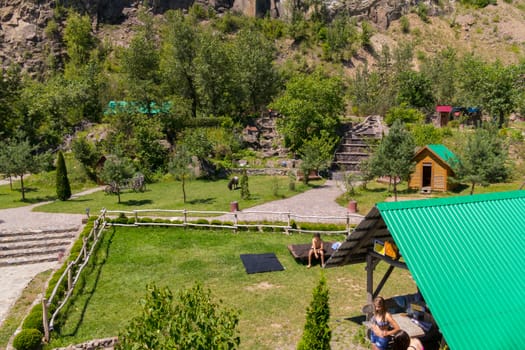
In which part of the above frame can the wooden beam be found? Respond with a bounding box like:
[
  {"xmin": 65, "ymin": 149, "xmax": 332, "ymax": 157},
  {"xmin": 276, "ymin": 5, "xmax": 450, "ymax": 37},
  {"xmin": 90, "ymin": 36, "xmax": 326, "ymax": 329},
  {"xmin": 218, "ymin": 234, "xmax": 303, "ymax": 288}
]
[
  {"xmin": 369, "ymin": 251, "xmax": 408, "ymax": 270},
  {"xmin": 373, "ymin": 265, "xmax": 395, "ymax": 299},
  {"xmin": 366, "ymin": 253, "xmax": 375, "ymax": 304}
]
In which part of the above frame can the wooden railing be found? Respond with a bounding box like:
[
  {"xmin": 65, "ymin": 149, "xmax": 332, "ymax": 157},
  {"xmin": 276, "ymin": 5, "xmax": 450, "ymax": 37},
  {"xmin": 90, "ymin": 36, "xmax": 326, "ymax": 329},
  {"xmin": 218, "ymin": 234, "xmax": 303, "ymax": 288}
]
[
  {"xmin": 42, "ymin": 210, "xmax": 107, "ymax": 342},
  {"xmin": 103, "ymin": 208, "xmax": 363, "ymax": 235}
]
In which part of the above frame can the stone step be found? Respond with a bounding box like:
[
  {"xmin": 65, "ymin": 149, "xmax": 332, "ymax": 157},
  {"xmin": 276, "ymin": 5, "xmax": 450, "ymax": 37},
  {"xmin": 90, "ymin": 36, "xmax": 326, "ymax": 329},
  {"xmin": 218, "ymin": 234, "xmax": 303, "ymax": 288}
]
[
  {"xmin": 0, "ymin": 227, "xmax": 79, "ymax": 237},
  {"xmin": 0, "ymin": 228, "xmax": 77, "ymax": 267},
  {"xmin": 0, "ymin": 237, "xmax": 73, "ymax": 252},
  {"xmin": 0, "ymin": 245, "xmax": 67, "ymax": 259},
  {"xmin": 0, "ymin": 231, "xmax": 75, "ymax": 243},
  {"xmin": 0, "ymin": 253, "xmax": 63, "ymax": 267}
]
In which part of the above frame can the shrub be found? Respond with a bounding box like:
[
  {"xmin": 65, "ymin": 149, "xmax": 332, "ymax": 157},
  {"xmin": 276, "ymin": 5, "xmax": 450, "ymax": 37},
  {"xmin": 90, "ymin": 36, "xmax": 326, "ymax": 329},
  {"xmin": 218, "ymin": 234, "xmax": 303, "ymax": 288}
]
[
  {"xmin": 297, "ymin": 274, "xmax": 331, "ymax": 350},
  {"xmin": 56, "ymin": 151, "xmax": 72, "ymax": 201},
  {"xmin": 195, "ymin": 219, "xmax": 210, "ymax": 225},
  {"xmin": 240, "ymin": 169, "xmax": 250, "ymax": 200},
  {"xmin": 117, "ymin": 283, "xmax": 239, "ymax": 349},
  {"xmin": 13, "ymin": 329, "xmax": 42, "ymax": 350},
  {"xmin": 22, "ymin": 305, "xmax": 45, "ymax": 333},
  {"xmin": 400, "ymin": 16, "xmax": 410, "ymax": 33}
]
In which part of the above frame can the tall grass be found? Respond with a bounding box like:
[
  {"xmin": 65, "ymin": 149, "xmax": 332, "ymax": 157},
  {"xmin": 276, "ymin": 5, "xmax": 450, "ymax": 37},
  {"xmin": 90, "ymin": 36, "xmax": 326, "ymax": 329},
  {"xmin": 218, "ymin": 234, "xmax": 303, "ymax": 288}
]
[{"xmin": 46, "ymin": 227, "xmax": 416, "ymax": 349}]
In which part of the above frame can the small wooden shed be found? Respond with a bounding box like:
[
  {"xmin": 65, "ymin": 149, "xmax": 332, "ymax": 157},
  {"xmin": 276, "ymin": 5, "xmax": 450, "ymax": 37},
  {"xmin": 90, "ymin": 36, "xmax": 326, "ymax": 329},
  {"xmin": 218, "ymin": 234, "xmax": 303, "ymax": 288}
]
[
  {"xmin": 409, "ymin": 144, "xmax": 457, "ymax": 192},
  {"xmin": 435, "ymin": 105, "xmax": 452, "ymax": 127}
]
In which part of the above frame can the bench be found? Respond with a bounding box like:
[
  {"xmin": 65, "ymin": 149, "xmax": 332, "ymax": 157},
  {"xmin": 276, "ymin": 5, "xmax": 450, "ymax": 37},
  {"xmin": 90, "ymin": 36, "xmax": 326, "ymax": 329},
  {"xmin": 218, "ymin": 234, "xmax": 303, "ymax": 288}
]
[{"xmin": 287, "ymin": 242, "xmax": 337, "ymax": 263}]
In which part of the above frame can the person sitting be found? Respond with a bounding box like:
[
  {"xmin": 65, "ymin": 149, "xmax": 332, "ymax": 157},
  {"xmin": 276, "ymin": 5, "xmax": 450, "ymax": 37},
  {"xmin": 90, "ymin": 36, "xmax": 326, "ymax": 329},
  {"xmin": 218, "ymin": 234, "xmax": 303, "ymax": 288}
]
[
  {"xmin": 307, "ymin": 233, "xmax": 325, "ymax": 268},
  {"xmin": 369, "ymin": 296, "xmax": 401, "ymax": 350},
  {"xmin": 392, "ymin": 329, "xmax": 424, "ymax": 350}
]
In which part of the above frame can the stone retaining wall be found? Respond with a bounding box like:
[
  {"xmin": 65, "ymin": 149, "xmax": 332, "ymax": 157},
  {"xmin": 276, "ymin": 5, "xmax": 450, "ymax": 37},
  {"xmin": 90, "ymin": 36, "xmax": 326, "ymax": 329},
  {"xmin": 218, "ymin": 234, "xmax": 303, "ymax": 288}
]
[{"xmin": 53, "ymin": 337, "xmax": 118, "ymax": 350}]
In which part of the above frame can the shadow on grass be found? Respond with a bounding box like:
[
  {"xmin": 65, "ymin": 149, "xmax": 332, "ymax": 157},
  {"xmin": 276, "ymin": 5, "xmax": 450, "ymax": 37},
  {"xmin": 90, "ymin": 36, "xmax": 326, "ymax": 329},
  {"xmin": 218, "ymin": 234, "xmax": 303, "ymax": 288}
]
[
  {"xmin": 187, "ymin": 198, "xmax": 215, "ymax": 205},
  {"xmin": 68, "ymin": 198, "xmax": 92, "ymax": 203},
  {"xmin": 121, "ymin": 199, "xmax": 153, "ymax": 206},
  {"xmin": 344, "ymin": 314, "xmax": 366, "ymax": 325},
  {"xmin": 56, "ymin": 227, "xmax": 116, "ymax": 337},
  {"xmin": 450, "ymin": 183, "xmax": 470, "ymax": 193},
  {"xmin": 362, "ymin": 187, "xmax": 387, "ymax": 193},
  {"xmin": 21, "ymin": 196, "xmax": 56, "ymax": 204}
]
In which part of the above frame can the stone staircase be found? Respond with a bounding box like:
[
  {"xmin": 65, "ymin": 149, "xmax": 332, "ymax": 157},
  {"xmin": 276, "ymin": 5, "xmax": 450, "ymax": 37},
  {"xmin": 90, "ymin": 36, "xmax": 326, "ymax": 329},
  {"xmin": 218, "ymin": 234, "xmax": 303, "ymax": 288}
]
[
  {"xmin": 0, "ymin": 228, "xmax": 78, "ymax": 267},
  {"xmin": 333, "ymin": 115, "xmax": 384, "ymax": 171}
]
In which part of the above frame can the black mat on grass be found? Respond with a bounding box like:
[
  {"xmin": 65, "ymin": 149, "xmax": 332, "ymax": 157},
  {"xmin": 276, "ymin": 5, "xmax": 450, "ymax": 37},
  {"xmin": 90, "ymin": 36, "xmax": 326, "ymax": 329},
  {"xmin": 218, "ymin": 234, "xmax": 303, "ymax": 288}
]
[{"xmin": 240, "ymin": 253, "xmax": 285, "ymax": 274}]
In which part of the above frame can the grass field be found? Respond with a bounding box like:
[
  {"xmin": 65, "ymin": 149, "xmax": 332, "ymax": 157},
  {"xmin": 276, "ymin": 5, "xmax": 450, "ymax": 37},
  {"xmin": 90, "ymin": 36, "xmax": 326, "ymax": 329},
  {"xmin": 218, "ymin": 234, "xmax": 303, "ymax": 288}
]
[
  {"xmin": 335, "ymin": 180, "xmax": 524, "ymax": 215},
  {"xmin": 35, "ymin": 176, "xmax": 323, "ymax": 215},
  {"xmin": 1, "ymin": 175, "xmax": 323, "ymax": 214},
  {"xmin": 45, "ymin": 226, "xmax": 416, "ymax": 349}
]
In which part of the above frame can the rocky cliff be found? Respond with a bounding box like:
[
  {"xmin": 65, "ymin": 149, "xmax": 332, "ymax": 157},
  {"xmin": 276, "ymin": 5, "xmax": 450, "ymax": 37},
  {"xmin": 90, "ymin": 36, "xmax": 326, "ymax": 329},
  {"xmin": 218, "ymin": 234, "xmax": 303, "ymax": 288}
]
[{"xmin": 0, "ymin": 0, "xmax": 429, "ymax": 74}]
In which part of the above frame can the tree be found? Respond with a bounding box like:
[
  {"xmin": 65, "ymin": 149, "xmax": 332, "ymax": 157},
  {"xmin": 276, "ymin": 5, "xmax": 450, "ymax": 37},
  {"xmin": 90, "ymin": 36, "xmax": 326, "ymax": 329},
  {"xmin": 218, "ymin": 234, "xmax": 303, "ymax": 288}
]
[
  {"xmin": 395, "ymin": 70, "xmax": 435, "ymax": 111},
  {"xmin": 63, "ymin": 10, "xmax": 96, "ymax": 78},
  {"xmin": 350, "ymin": 63, "xmax": 393, "ymax": 116},
  {"xmin": 71, "ymin": 136, "xmax": 101, "ymax": 181},
  {"xmin": 122, "ymin": 11, "xmax": 161, "ymax": 115},
  {"xmin": 410, "ymin": 123, "xmax": 444, "ymax": 147},
  {"xmin": 0, "ymin": 135, "xmax": 48, "ymax": 201},
  {"xmin": 456, "ymin": 56, "xmax": 520, "ymax": 127},
  {"xmin": 298, "ymin": 131, "xmax": 337, "ymax": 184},
  {"xmin": 454, "ymin": 123, "xmax": 509, "ymax": 194},
  {"xmin": 56, "ymin": 151, "xmax": 71, "ymax": 201},
  {"xmin": 117, "ymin": 283, "xmax": 240, "ymax": 350},
  {"xmin": 169, "ymin": 144, "xmax": 194, "ymax": 204},
  {"xmin": 420, "ymin": 47, "xmax": 458, "ymax": 105},
  {"xmin": 194, "ymin": 30, "xmax": 238, "ymax": 117},
  {"xmin": 297, "ymin": 274, "xmax": 331, "ymax": 350},
  {"xmin": 0, "ymin": 65, "xmax": 23, "ymax": 139},
  {"xmin": 368, "ymin": 120, "xmax": 416, "ymax": 201},
  {"xmin": 160, "ymin": 10, "xmax": 200, "ymax": 118},
  {"xmin": 240, "ymin": 168, "xmax": 250, "ymax": 200},
  {"xmin": 100, "ymin": 155, "xmax": 135, "ymax": 203},
  {"xmin": 384, "ymin": 104, "xmax": 425, "ymax": 126},
  {"xmin": 231, "ymin": 28, "xmax": 280, "ymax": 116},
  {"xmin": 271, "ymin": 70, "xmax": 344, "ymax": 153}
]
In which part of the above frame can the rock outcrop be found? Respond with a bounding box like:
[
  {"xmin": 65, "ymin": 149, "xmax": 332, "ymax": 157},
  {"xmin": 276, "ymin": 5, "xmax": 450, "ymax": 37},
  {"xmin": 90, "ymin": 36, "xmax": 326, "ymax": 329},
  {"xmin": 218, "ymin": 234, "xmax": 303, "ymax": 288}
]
[{"xmin": 0, "ymin": 0, "xmax": 439, "ymax": 74}]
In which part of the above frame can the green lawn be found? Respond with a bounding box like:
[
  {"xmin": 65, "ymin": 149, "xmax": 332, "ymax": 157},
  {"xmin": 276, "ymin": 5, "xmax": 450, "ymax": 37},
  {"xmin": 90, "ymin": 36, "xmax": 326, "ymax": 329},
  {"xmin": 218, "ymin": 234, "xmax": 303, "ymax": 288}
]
[
  {"xmin": 1, "ymin": 176, "xmax": 323, "ymax": 214},
  {"xmin": 46, "ymin": 227, "xmax": 416, "ymax": 349},
  {"xmin": 336, "ymin": 180, "xmax": 524, "ymax": 215}
]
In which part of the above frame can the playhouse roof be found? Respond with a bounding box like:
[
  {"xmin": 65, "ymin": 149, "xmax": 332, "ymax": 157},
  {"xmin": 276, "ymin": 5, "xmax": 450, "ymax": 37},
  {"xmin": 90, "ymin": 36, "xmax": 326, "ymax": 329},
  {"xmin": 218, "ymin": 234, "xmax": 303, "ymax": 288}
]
[{"xmin": 415, "ymin": 144, "xmax": 458, "ymax": 167}]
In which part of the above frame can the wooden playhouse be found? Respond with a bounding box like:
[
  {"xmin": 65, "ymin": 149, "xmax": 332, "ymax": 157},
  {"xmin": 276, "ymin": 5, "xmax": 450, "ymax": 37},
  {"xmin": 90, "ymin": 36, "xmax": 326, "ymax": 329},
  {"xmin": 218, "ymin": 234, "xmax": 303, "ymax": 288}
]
[{"xmin": 408, "ymin": 144, "xmax": 457, "ymax": 193}]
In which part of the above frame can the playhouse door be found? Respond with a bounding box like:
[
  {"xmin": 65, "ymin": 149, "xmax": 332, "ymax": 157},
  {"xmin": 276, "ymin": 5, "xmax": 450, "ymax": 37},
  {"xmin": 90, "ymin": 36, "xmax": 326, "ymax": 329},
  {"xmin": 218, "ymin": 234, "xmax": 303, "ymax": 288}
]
[{"xmin": 422, "ymin": 163, "xmax": 432, "ymax": 188}]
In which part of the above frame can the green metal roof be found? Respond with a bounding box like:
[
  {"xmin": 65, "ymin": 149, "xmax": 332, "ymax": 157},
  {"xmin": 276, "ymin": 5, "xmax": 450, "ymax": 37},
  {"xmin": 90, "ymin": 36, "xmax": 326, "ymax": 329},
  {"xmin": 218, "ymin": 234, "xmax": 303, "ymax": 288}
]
[
  {"xmin": 377, "ymin": 191, "xmax": 525, "ymax": 350},
  {"xmin": 425, "ymin": 144, "xmax": 458, "ymax": 166}
]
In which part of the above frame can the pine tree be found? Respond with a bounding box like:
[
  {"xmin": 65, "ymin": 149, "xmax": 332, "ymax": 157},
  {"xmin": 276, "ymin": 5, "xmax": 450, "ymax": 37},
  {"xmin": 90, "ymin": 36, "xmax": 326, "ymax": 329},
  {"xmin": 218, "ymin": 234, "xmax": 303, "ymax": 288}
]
[
  {"xmin": 56, "ymin": 151, "xmax": 72, "ymax": 201},
  {"xmin": 368, "ymin": 119, "xmax": 416, "ymax": 201},
  {"xmin": 240, "ymin": 169, "xmax": 250, "ymax": 200},
  {"xmin": 297, "ymin": 274, "xmax": 331, "ymax": 350}
]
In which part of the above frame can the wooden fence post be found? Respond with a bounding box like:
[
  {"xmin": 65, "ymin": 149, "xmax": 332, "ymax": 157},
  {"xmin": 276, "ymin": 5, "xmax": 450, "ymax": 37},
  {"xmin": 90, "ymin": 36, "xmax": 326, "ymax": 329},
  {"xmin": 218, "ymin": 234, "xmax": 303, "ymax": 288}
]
[
  {"xmin": 346, "ymin": 213, "xmax": 351, "ymax": 235},
  {"xmin": 68, "ymin": 267, "xmax": 73, "ymax": 291},
  {"xmin": 286, "ymin": 213, "xmax": 291, "ymax": 235},
  {"xmin": 42, "ymin": 298, "xmax": 50, "ymax": 342},
  {"xmin": 183, "ymin": 210, "xmax": 187, "ymax": 227},
  {"xmin": 134, "ymin": 210, "xmax": 138, "ymax": 224},
  {"xmin": 233, "ymin": 212, "xmax": 238, "ymax": 233},
  {"xmin": 83, "ymin": 237, "xmax": 87, "ymax": 259}
]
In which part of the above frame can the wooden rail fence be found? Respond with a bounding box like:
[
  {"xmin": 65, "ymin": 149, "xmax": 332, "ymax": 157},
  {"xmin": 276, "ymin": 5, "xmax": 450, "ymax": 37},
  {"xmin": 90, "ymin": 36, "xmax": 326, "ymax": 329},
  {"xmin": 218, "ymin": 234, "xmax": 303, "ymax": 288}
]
[{"xmin": 41, "ymin": 208, "xmax": 363, "ymax": 342}]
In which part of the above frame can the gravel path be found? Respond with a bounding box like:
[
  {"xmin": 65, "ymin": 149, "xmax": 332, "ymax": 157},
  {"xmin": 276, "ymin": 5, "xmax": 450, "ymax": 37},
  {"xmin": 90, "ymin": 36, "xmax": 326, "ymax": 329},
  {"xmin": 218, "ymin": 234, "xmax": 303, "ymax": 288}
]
[
  {"xmin": 0, "ymin": 181, "xmax": 363, "ymax": 331},
  {"xmin": 0, "ymin": 187, "xmax": 103, "ymax": 327}
]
